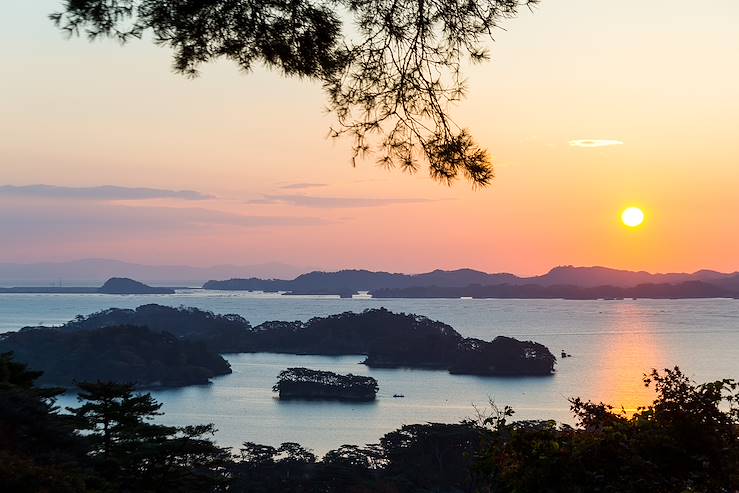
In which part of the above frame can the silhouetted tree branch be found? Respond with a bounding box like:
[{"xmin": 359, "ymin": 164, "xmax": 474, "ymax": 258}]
[{"xmin": 51, "ymin": 0, "xmax": 538, "ymax": 186}]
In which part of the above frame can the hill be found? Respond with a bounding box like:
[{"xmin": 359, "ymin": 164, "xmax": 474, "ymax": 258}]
[
  {"xmin": 55, "ymin": 305, "xmax": 556, "ymax": 376},
  {"xmin": 98, "ymin": 277, "xmax": 175, "ymax": 294},
  {"xmin": 203, "ymin": 266, "xmax": 739, "ymax": 297},
  {"xmin": 0, "ymin": 325, "xmax": 232, "ymax": 387}
]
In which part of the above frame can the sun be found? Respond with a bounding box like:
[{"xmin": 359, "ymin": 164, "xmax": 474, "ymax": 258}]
[{"xmin": 621, "ymin": 207, "xmax": 645, "ymax": 227}]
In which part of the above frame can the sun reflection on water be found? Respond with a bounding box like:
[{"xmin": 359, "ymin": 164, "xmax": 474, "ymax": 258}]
[{"xmin": 587, "ymin": 303, "xmax": 664, "ymax": 414}]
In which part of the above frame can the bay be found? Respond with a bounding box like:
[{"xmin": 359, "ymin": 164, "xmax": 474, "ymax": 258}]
[{"xmin": 1, "ymin": 291, "xmax": 737, "ymax": 453}]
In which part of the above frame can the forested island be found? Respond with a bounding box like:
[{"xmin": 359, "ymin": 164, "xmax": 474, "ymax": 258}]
[
  {"xmin": 0, "ymin": 305, "xmax": 554, "ymax": 387},
  {"xmin": 273, "ymin": 368, "xmax": 379, "ymax": 401},
  {"xmin": 0, "ymin": 325, "xmax": 231, "ymax": 387},
  {"xmin": 47, "ymin": 304, "xmax": 557, "ymax": 377}
]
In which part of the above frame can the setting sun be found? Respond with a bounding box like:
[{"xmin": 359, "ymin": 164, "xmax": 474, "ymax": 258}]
[{"xmin": 621, "ymin": 207, "xmax": 645, "ymax": 228}]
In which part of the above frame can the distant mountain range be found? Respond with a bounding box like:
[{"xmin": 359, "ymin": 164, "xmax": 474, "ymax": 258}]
[
  {"xmin": 0, "ymin": 259, "xmax": 313, "ymax": 285},
  {"xmin": 3, "ymin": 261, "xmax": 739, "ymax": 299},
  {"xmin": 203, "ymin": 266, "xmax": 739, "ymax": 299}
]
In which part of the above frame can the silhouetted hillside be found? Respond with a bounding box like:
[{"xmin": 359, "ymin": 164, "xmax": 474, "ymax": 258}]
[
  {"xmin": 0, "ymin": 325, "xmax": 231, "ymax": 387},
  {"xmin": 62, "ymin": 304, "xmax": 252, "ymax": 353},
  {"xmin": 202, "ymin": 266, "xmax": 739, "ymax": 296},
  {"xmin": 98, "ymin": 277, "xmax": 174, "ymax": 294},
  {"xmin": 372, "ymin": 280, "xmax": 739, "ymax": 299},
  {"xmin": 53, "ymin": 305, "xmax": 556, "ymax": 376}
]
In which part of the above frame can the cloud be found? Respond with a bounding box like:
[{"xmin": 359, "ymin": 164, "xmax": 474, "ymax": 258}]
[
  {"xmin": 568, "ymin": 139, "xmax": 624, "ymax": 148},
  {"xmin": 279, "ymin": 182, "xmax": 327, "ymax": 190},
  {"xmin": 0, "ymin": 201, "xmax": 326, "ymax": 243},
  {"xmin": 0, "ymin": 184, "xmax": 213, "ymax": 201},
  {"xmin": 250, "ymin": 194, "xmax": 435, "ymax": 208}
]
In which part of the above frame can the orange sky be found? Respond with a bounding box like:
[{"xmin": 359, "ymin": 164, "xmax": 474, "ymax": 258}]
[{"xmin": 1, "ymin": 1, "xmax": 738, "ymax": 275}]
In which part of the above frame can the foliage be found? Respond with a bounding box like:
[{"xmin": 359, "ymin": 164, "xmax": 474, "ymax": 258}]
[
  {"xmin": 450, "ymin": 335, "xmax": 556, "ymax": 375},
  {"xmin": 35, "ymin": 305, "xmax": 556, "ymax": 376},
  {"xmin": 2, "ymin": 352, "xmax": 738, "ymax": 492},
  {"xmin": 0, "ymin": 353, "xmax": 93, "ymax": 491},
  {"xmin": 0, "ymin": 324, "xmax": 232, "ymax": 387},
  {"xmin": 63, "ymin": 304, "xmax": 252, "ymax": 352},
  {"xmin": 476, "ymin": 367, "xmax": 739, "ymax": 493},
  {"xmin": 273, "ymin": 367, "xmax": 379, "ymax": 400},
  {"xmin": 68, "ymin": 381, "xmax": 232, "ymax": 491},
  {"xmin": 50, "ymin": 0, "xmax": 539, "ymax": 186}
]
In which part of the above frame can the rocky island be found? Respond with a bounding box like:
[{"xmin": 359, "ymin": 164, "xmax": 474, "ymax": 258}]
[{"xmin": 273, "ymin": 368, "xmax": 379, "ymax": 401}]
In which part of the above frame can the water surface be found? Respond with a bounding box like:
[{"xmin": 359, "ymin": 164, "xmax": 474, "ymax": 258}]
[{"xmin": 2, "ymin": 291, "xmax": 737, "ymax": 453}]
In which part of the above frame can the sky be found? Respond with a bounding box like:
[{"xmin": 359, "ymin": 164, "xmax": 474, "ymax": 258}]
[{"xmin": 1, "ymin": 0, "xmax": 738, "ymax": 275}]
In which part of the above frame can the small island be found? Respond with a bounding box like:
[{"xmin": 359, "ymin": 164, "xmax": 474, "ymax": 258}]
[
  {"xmin": 0, "ymin": 277, "xmax": 175, "ymax": 295},
  {"xmin": 97, "ymin": 277, "xmax": 175, "ymax": 294},
  {"xmin": 273, "ymin": 368, "xmax": 379, "ymax": 401}
]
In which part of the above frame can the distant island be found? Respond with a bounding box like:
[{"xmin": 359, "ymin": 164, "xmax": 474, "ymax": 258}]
[
  {"xmin": 201, "ymin": 266, "xmax": 739, "ymax": 299},
  {"xmin": 371, "ymin": 280, "xmax": 739, "ymax": 300},
  {"xmin": 0, "ymin": 324, "xmax": 231, "ymax": 388},
  {"xmin": 97, "ymin": 277, "xmax": 175, "ymax": 294},
  {"xmin": 2, "ymin": 265, "xmax": 738, "ymax": 299},
  {"xmin": 273, "ymin": 368, "xmax": 379, "ymax": 401},
  {"xmin": 0, "ymin": 277, "xmax": 175, "ymax": 294},
  {"xmin": 17, "ymin": 304, "xmax": 556, "ymax": 379}
]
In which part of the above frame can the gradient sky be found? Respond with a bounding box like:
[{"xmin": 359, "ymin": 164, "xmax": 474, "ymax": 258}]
[{"xmin": 2, "ymin": 1, "xmax": 738, "ymax": 275}]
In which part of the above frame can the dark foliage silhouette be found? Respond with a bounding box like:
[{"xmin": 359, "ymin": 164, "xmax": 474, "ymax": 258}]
[
  {"xmin": 0, "ymin": 325, "xmax": 232, "ymax": 387},
  {"xmin": 27, "ymin": 304, "xmax": 556, "ymax": 376},
  {"xmin": 476, "ymin": 367, "xmax": 739, "ymax": 493},
  {"xmin": 69, "ymin": 381, "xmax": 231, "ymax": 491},
  {"xmin": 0, "ymin": 353, "xmax": 91, "ymax": 492},
  {"xmin": 2, "ymin": 354, "xmax": 737, "ymax": 492},
  {"xmin": 273, "ymin": 367, "xmax": 379, "ymax": 401},
  {"xmin": 51, "ymin": 0, "xmax": 539, "ymax": 186}
]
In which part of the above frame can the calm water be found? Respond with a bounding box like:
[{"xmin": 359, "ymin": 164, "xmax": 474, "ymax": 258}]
[{"xmin": 1, "ymin": 290, "xmax": 738, "ymax": 453}]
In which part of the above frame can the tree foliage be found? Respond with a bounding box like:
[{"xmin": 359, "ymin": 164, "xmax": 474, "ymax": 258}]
[
  {"xmin": 4, "ymin": 352, "xmax": 736, "ymax": 492},
  {"xmin": 476, "ymin": 367, "xmax": 739, "ymax": 493},
  {"xmin": 0, "ymin": 353, "xmax": 91, "ymax": 492},
  {"xmin": 273, "ymin": 367, "xmax": 379, "ymax": 400},
  {"xmin": 50, "ymin": 0, "xmax": 538, "ymax": 186},
  {"xmin": 69, "ymin": 381, "xmax": 232, "ymax": 492}
]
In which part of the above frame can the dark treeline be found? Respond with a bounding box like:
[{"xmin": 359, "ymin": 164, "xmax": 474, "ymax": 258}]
[
  {"xmin": 0, "ymin": 306, "xmax": 554, "ymax": 389},
  {"xmin": 50, "ymin": 305, "xmax": 557, "ymax": 376},
  {"xmin": 0, "ymin": 325, "xmax": 231, "ymax": 388},
  {"xmin": 273, "ymin": 368, "xmax": 379, "ymax": 401},
  {"xmin": 1, "ymin": 353, "xmax": 737, "ymax": 492}
]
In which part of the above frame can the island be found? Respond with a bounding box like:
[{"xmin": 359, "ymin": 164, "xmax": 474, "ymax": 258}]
[
  {"xmin": 97, "ymin": 277, "xmax": 175, "ymax": 294},
  {"xmin": 51, "ymin": 305, "xmax": 557, "ymax": 376},
  {"xmin": 201, "ymin": 266, "xmax": 739, "ymax": 299},
  {"xmin": 0, "ymin": 324, "xmax": 231, "ymax": 388},
  {"xmin": 273, "ymin": 368, "xmax": 379, "ymax": 401},
  {"xmin": 0, "ymin": 277, "xmax": 176, "ymax": 295}
]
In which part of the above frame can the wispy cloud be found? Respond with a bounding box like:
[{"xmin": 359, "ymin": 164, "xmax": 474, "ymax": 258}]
[
  {"xmin": 0, "ymin": 184, "xmax": 213, "ymax": 201},
  {"xmin": 250, "ymin": 194, "xmax": 435, "ymax": 209},
  {"xmin": 0, "ymin": 202, "xmax": 326, "ymax": 242},
  {"xmin": 568, "ymin": 139, "xmax": 624, "ymax": 148},
  {"xmin": 279, "ymin": 182, "xmax": 327, "ymax": 190}
]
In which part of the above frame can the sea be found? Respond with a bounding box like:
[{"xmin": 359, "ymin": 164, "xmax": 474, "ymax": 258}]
[{"xmin": 1, "ymin": 290, "xmax": 737, "ymax": 454}]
